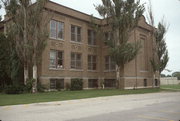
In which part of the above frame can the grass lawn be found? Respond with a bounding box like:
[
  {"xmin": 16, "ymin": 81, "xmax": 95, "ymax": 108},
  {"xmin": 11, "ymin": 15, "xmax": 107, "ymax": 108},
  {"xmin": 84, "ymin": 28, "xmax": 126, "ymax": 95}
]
[
  {"xmin": 161, "ymin": 84, "xmax": 180, "ymax": 90},
  {"xmin": 0, "ymin": 88, "xmax": 162, "ymax": 106}
]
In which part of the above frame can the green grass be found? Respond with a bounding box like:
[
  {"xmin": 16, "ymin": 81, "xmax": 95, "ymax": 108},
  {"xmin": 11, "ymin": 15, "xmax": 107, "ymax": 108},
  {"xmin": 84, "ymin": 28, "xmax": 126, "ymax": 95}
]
[
  {"xmin": 161, "ymin": 84, "xmax": 180, "ymax": 90},
  {"xmin": 0, "ymin": 88, "xmax": 161, "ymax": 106}
]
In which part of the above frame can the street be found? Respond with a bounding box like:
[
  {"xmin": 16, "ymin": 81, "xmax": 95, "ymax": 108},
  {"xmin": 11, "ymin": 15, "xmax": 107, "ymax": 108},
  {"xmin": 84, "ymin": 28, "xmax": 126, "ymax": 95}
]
[{"xmin": 0, "ymin": 92, "xmax": 180, "ymax": 121}]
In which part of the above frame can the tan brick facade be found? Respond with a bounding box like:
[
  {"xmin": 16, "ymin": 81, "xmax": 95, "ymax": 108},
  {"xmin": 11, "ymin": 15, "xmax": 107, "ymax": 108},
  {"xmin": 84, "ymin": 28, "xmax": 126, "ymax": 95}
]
[{"xmin": 38, "ymin": 1, "xmax": 159, "ymax": 90}]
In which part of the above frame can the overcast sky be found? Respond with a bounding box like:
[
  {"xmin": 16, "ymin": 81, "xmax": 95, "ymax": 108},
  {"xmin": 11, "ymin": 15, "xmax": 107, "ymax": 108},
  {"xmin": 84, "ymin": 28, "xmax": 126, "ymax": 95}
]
[{"xmin": 0, "ymin": 0, "xmax": 179, "ymax": 75}]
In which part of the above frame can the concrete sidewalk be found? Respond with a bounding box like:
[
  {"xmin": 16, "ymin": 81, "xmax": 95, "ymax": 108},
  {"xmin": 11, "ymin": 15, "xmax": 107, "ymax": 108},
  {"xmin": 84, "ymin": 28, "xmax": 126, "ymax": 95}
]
[{"xmin": 0, "ymin": 92, "xmax": 180, "ymax": 121}]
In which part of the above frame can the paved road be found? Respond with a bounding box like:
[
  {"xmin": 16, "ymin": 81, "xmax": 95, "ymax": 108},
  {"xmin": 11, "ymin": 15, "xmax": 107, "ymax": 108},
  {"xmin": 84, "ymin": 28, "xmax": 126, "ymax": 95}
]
[{"xmin": 0, "ymin": 92, "xmax": 180, "ymax": 121}]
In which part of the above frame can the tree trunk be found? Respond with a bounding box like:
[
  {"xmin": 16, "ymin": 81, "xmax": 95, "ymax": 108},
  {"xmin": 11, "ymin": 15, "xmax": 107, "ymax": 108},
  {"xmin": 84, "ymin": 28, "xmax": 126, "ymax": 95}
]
[
  {"xmin": 32, "ymin": 64, "xmax": 37, "ymax": 93},
  {"xmin": 32, "ymin": 48, "xmax": 38, "ymax": 93},
  {"xmin": 152, "ymin": 73, "xmax": 155, "ymax": 88},
  {"xmin": 23, "ymin": 5, "xmax": 28, "ymax": 86},
  {"xmin": 116, "ymin": 65, "xmax": 120, "ymax": 89},
  {"xmin": 158, "ymin": 71, "xmax": 161, "ymax": 88},
  {"xmin": 24, "ymin": 63, "xmax": 29, "ymax": 85}
]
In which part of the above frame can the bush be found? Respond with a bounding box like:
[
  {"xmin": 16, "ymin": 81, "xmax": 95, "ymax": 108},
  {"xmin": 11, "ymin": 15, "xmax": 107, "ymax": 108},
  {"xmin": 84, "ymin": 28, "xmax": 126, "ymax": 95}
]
[
  {"xmin": 0, "ymin": 86, "xmax": 3, "ymax": 93},
  {"xmin": 23, "ymin": 78, "xmax": 34, "ymax": 93},
  {"xmin": 4, "ymin": 85, "xmax": 24, "ymax": 94},
  {"xmin": 70, "ymin": 78, "xmax": 83, "ymax": 91},
  {"xmin": 177, "ymin": 76, "xmax": 180, "ymax": 80}
]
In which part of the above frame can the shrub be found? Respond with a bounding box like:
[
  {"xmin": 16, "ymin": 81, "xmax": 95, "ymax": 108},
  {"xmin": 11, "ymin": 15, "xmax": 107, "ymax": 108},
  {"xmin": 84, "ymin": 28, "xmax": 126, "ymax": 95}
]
[
  {"xmin": 70, "ymin": 78, "xmax": 83, "ymax": 91},
  {"xmin": 4, "ymin": 85, "xmax": 24, "ymax": 94},
  {"xmin": 177, "ymin": 76, "xmax": 180, "ymax": 80},
  {"xmin": 0, "ymin": 86, "xmax": 3, "ymax": 93},
  {"xmin": 23, "ymin": 78, "xmax": 34, "ymax": 93}
]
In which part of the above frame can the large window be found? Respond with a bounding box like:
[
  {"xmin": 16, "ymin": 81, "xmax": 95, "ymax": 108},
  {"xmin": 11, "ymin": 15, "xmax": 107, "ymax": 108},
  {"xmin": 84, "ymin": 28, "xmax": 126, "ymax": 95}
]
[
  {"xmin": 50, "ymin": 20, "xmax": 64, "ymax": 40},
  {"xmin": 49, "ymin": 50, "xmax": 63, "ymax": 69},
  {"xmin": 88, "ymin": 55, "xmax": 97, "ymax": 70},
  {"xmin": 71, "ymin": 25, "xmax": 81, "ymax": 42},
  {"xmin": 88, "ymin": 79, "xmax": 98, "ymax": 88},
  {"xmin": 88, "ymin": 30, "xmax": 96, "ymax": 45},
  {"xmin": 50, "ymin": 79, "xmax": 64, "ymax": 89},
  {"xmin": 105, "ymin": 56, "xmax": 115, "ymax": 70},
  {"xmin": 71, "ymin": 52, "xmax": 82, "ymax": 69}
]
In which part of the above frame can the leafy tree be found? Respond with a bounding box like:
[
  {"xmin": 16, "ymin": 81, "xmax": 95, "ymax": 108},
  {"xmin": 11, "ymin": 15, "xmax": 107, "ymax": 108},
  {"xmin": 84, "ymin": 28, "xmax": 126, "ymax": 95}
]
[
  {"xmin": 0, "ymin": 4, "xmax": 2, "ymax": 21},
  {"xmin": 95, "ymin": 0, "xmax": 144, "ymax": 88},
  {"xmin": 2, "ymin": 0, "xmax": 31, "ymax": 85},
  {"xmin": 147, "ymin": 0, "xmax": 169, "ymax": 87},
  {"xmin": 172, "ymin": 72, "xmax": 180, "ymax": 77},
  {"xmin": 160, "ymin": 74, "xmax": 166, "ymax": 77},
  {"xmin": 172, "ymin": 72, "xmax": 180, "ymax": 80},
  {"xmin": 2, "ymin": 0, "xmax": 50, "ymax": 92},
  {"xmin": 0, "ymin": 33, "xmax": 11, "ymax": 87},
  {"xmin": 28, "ymin": 0, "xmax": 50, "ymax": 93},
  {"xmin": 0, "ymin": 32, "xmax": 23, "ymax": 88},
  {"xmin": 150, "ymin": 22, "xmax": 169, "ymax": 85}
]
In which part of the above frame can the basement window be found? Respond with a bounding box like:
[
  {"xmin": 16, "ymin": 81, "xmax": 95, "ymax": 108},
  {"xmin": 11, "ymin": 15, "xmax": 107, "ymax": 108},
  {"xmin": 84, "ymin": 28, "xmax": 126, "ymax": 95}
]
[{"xmin": 144, "ymin": 79, "xmax": 147, "ymax": 87}]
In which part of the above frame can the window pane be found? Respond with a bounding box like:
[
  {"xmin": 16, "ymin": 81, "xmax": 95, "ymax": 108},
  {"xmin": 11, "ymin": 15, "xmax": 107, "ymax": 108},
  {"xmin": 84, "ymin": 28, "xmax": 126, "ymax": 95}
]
[
  {"xmin": 88, "ymin": 30, "xmax": 96, "ymax": 45},
  {"xmin": 110, "ymin": 58, "xmax": 116, "ymax": 70},
  {"xmin": 50, "ymin": 50, "xmax": 56, "ymax": 68},
  {"xmin": 104, "ymin": 79, "xmax": 116, "ymax": 88},
  {"xmin": 50, "ymin": 20, "xmax": 56, "ymax": 38},
  {"xmin": 93, "ymin": 56, "xmax": 96, "ymax": 63},
  {"xmin": 76, "ymin": 54, "xmax": 81, "ymax": 61},
  {"xmin": 88, "ymin": 30, "xmax": 92, "ymax": 45},
  {"xmin": 93, "ymin": 63, "xmax": 96, "ymax": 70},
  {"xmin": 71, "ymin": 53, "xmax": 75, "ymax": 60},
  {"xmin": 88, "ymin": 63, "xmax": 91, "ymax": 70},
  {"xmin": 50, "ymin": 79, "xmax": 56, "ymax": 89},
  {"xmin": 93, "ymin": 31, "xmax": 96, "ymax": 45},
  {"xmin": 77, "ymin": 35, "xmax": 81, "ymax": 42},
  {"xmin": 71, "ymin": 25, "xmax": 75, "ymax": 41},
  {"xmin": 56, "ymin": 79, "xmax": 64, "ymax": 89},
  {"xmin": 76, "ymin": 61, "xmax": 81, "ymax": 69},
  {"xmin": 88, "ymin": 79, "xmax": 98, "ymax": 88},
  {"xmin": 57, "ymin": 51, "xmax": 63, "ymax": 68},
  {"xmin": 57, "ymin": 22, "xmax": 64, "ymax": 39},
  {"xmin": 71, "ymin": 61, "xmax": 76, "ymax": 69},
  {"xmin": 77, "ymin": 27, "xmax": 81, "ymax": 34},
  {"xmin": 77, "ymin": 27, "xmax": 81, "ymax": 42}
]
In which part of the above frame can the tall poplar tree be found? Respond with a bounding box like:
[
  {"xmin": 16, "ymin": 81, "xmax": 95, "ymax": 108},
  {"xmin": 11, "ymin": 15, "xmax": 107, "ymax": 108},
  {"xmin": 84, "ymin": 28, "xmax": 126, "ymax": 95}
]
[
  {"xmin": 95, "ymin": 0, "xmax": 144, "ymax": 88},
  {"xmin": 2, "ymin": 0, "xmax": 50, "ymax": 92}
]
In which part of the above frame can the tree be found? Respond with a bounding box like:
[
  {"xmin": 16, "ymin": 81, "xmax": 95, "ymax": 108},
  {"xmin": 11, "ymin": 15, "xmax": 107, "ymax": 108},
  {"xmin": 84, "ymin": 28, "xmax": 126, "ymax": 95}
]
[
  {"xmin": 2, "ymin": 0, "xmax": 50, "ymax": 92},
  {"xmin": 172, "ymin": 72, "xmax": 180, "ymax": 80},
  {"xmin": 28, "ymin": 0, "xmax": 50, "ymax": 93},
  {"xmin": 147, "ymin": 0, "xmax": 169, "ymax": 87},
  {"xmin": 147, "ymin": 0, "xmax": 157, "ymax": 87},
  {"xmin": 95, "ymin": 0, "xmax": 144, "ymax": 88},
  {"xmin": 0, "ymin": 4, "xmax": 2, "ymax": 21},
  {"xmin": 0, "ymin": 33, "xmax": 11, "ymax": 87},
  {"xmin": 155, "ymin": 22, "xmax": 169, "ymax": 75},
  {"xmin": 150, "ymin": 21, "xmax": 169, "ymax": 86},
  {"xmin": 2, "ymin": 0, "xmax": 31, "ymax": 85},
  {"xmin": 0, "ymin": 32, "xmax": 23, "ymax": 88}
]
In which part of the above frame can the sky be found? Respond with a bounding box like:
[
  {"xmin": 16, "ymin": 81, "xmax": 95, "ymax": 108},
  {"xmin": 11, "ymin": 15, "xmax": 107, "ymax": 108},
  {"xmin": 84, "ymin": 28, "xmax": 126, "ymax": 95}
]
[{"xmin": 0, "ymin": 0, "xmax": 180, "ymax": 75}]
